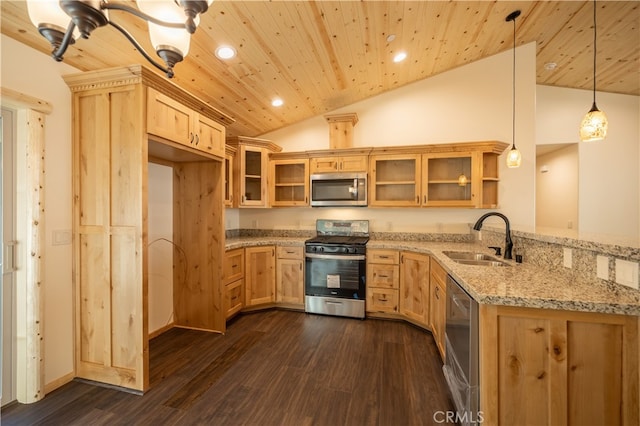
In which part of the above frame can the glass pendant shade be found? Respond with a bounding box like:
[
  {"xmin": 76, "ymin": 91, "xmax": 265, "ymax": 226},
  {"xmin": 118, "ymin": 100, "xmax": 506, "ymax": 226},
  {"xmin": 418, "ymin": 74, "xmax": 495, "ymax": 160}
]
[
  {"xmin": 457, "ymin": 173, "xmax": 468, "ymax": 186},
  {"xmin": 506, "ymin": 146, "xmax": 522, "ymax": 168},
  {"xmin": 26, "ymin": 0, "xmax": 79, "ymax": 38},
  {"xmin": 137, "ymin": 0, "xmax": 191, "ymax": 57},
  {"xmin": 580, "ymin": 105, "xmax": 608, "ymax": 142}
]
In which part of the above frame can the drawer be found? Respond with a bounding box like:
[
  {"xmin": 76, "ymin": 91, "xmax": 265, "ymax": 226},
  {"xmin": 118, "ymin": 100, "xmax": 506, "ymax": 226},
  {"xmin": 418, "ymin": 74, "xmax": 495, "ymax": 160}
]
[
  {"xmin": 367, "ymin": 264, "xmax": 399, "ymax": 289},
  {"xmin": 223, "ymin": 248, "xmax": 245, "ymax": 285},
  {"xmin": 430, "ymin": 257, "xmax": 447, "ymax": 286},
  {"xmin": 276, "ymin": 246, "xmax": 303, "ymax": 260},
  {"xmin": 224, "ymin": 279, "xmax": 244, "ymax": 319},
  {"xmin": 368, "ymin": 249, "xmax": 399, "ymax": 265},
  {"xmin": 366, "ymin": 288, "xmax": 399, "ymax": 313}
]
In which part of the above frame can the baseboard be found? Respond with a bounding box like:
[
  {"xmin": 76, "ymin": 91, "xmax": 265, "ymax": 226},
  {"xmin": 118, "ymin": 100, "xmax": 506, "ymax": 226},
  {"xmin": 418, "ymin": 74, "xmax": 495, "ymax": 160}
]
[
  {"xmin": 149, "ymin": 322, "xmax": 175, "ymax": 339},
  {"xmin": 44, "ymin": 371, "xmax": 75, "ymax": 394}
]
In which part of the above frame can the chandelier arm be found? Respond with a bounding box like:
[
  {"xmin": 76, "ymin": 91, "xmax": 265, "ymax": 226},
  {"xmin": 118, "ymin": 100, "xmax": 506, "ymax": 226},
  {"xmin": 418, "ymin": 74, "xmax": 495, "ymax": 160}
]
[
  {"xmin": 51, "ymin": 20, "xmax": 78, "ymax": 62},
  {"xmin": 107, "ymin": 21, "xmax": 174, "ymax": 78},
  {"xmin": 101, "ymin": 2, "xmax": 187, "ymax": 30}
]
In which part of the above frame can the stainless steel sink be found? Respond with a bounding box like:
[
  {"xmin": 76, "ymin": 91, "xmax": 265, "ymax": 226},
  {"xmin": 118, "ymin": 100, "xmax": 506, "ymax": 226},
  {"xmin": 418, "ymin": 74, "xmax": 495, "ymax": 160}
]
[{"xmin": 442, "ymin": 251, "xmax": 510, "ymax": 267}]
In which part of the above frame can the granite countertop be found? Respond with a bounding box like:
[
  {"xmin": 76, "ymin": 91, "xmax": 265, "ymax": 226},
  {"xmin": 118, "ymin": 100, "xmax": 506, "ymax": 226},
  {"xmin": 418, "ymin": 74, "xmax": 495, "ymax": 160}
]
[{"xmin": 225, "ymin": 237, "xmax": 640, "ymax": 316}]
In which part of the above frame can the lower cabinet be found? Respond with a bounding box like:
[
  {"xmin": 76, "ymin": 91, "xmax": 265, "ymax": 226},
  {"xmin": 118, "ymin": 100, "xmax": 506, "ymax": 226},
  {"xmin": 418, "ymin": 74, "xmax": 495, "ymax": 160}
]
[
  {"xmin": 366, "ymin": 249, "xmax": 400, "ymax": 313},
  {"xmin": 399, "ymin": 251, "xmax": 430, "ymax": 326},
  {"xmin": 245, "ymin": 246, "xmax": 276, "ymax": 306},
  {"xmin": 429, "ymin": 258, "xmax": 447, "ymax": 359},
  {"xmin": 480, "ymin": 305, "xmax": 639, "ymax": 425},
  {"xmin": 276, "ymin": 246, "xmax": 304, "ymax": 306},
  {"xmin": 223, "ymin": 248, "xmax": 245, "ymax": 319}
]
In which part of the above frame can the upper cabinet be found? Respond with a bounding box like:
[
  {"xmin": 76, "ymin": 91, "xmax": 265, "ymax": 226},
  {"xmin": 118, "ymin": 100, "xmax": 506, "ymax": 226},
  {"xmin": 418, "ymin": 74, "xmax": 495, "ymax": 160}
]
[
  {"xmin": 147, "ymin": 87, "xmax": 225, "ymax": 158},
  {"xmin": 369, "ymin": 154, "xmax": 421, "ymax": 207},
  {"xmin": 310, "ymin": 155, "xmax": 368, "ymax": 173},
  {"xmin": 269, "ymin": 156, "xmax": 309, "ymax": 207},
  {"xmin": 369, "ymin": 142, "xmax": 508, "ymax": 208},
  {"xmin": 224, "ymin": 145, "xmax": 236, "ymax": 207},
  {"xmin": 227, "ymin": 136, "xmax": 282, "ymax": 208}
]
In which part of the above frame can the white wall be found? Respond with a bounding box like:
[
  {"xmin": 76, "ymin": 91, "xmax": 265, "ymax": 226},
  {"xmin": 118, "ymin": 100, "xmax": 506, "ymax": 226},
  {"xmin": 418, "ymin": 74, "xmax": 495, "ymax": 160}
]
[
  {"xmin": 536, "ymin": 85, "xmax": 640, "ymax": 243},
  {"xmin": 253, "ymin": 43, "xmax": 538, "ymax": 232},
  {"xmin": 536, "ymin": 145, "xmax": 579, "ymax": 230},
  {"xmin": 147, "ymin": 163, "xmax": 174, "ymax": 334},
  {"xmin": 1, "ymin": 35, "xmax": 79, "ymax": 387}
]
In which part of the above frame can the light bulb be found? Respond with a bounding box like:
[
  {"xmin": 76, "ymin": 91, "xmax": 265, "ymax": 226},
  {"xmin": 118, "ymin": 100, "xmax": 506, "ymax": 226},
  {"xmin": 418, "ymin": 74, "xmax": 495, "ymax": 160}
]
[{"xmin": 506, "ymin": 146, "xmax": 522, "ymax": 168}]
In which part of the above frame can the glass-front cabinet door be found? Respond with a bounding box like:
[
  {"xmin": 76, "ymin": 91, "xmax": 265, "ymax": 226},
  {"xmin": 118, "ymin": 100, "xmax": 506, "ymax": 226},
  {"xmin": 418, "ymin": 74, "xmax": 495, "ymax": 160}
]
[
  {"xmin": 270, "ymin": 158, "xmax": 309, "ymax": 206},
  {"xmin": 239, "ymin": 146, "xmax": 267, "ymax": 207},
  {"xmin": 369, "ymin": 154, "xmax": 421, "ymax": 207},
  {"xmin": 422, "ymin": 152, "xmax": 475, "ymax": 207}
]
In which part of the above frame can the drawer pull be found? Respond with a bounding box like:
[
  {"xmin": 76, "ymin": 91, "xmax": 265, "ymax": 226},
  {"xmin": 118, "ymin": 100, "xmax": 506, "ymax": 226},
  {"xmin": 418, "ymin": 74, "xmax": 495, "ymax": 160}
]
[
  {"xmin": 378, "ymin": 274, "xmax": 389, "ymax": 278},
  {"xmin": 379, "ymin": 298, "xmax": 388, "ymax": 302},
  {"xmin": 232, "ymin": 264, "xmax": 238, "ymax": 267},
  {"xmin": 379, "ymin": 255, "xmax": 390, "ymax": 259}
]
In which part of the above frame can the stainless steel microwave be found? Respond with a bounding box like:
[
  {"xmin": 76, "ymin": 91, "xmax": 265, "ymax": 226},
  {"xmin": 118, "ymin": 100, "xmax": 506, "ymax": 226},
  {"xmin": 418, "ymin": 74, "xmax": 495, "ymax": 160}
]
[{"xmin": 310, "ymin": 172, "xmax": 367, "ymax": 207}]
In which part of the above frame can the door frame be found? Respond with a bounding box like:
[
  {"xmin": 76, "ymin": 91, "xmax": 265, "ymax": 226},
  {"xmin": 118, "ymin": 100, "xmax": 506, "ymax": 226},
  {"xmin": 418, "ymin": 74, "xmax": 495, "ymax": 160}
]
[{"xmin": 1, "ymin": 87, "xmax": 50, "ymax": 403}]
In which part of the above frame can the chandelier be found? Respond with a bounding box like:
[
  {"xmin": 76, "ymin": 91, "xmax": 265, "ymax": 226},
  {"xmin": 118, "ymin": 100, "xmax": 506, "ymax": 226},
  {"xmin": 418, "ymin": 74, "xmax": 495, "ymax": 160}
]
[{"xmin": 26, "ymin": 0, "xmax": 213, "ymax": 78}]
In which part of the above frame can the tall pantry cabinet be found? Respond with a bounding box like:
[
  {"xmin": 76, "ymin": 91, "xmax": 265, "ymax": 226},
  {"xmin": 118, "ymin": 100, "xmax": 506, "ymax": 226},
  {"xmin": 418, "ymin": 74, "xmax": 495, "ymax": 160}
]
[{"xmin": 64, "ymin": 66, "xmax": 234, "ymax": 392}]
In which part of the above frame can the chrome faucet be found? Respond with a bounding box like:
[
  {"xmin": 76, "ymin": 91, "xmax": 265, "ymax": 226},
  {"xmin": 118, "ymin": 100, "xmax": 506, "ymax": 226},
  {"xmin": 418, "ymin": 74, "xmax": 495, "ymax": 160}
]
[{"xmin": 473, "ymin": 212, "xmax": 513, "ymax": 260}]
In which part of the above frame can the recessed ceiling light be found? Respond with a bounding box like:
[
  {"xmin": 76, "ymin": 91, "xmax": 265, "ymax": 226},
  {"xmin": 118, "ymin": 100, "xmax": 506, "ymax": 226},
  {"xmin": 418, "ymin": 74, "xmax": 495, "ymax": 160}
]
[
  {"xmin": 544, "ymin": 62, "xmax": 557, "ymax": 71},
  {"xmin": 215, "ymin": 45, "xmax": 236, "ymax": 60},
  {"xmin": 386, "ymin": 34, "xmax": 396, "ymax": 42},
  {"xmin": 393, "ymin": 51, "xmax": 407, "ymax": 63},
  {"xmin": 272, "ymin": 98, "xmax": 284, "ymax": 107}
]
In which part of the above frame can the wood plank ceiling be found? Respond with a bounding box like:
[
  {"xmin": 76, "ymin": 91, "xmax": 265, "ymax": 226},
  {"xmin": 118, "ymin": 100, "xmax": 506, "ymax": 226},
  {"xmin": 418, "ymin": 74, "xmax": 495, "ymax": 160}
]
[{"xmin": 1, "ymin": 1, "xmax": 638, "ymax": 138}]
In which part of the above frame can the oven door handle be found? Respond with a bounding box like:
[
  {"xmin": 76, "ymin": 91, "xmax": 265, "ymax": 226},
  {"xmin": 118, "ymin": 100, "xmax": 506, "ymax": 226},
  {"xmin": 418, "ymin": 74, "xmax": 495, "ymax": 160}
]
[{"xmin": 305, "ymin": 253, "xmax": 366, "ymax": 261}]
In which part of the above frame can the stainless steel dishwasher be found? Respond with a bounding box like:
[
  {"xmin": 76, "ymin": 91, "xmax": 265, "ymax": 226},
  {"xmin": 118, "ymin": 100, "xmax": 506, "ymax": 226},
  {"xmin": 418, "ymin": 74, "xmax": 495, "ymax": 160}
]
[{"xmin": 443, "ymin": 275, "xmax": 481, "ymax": 426}]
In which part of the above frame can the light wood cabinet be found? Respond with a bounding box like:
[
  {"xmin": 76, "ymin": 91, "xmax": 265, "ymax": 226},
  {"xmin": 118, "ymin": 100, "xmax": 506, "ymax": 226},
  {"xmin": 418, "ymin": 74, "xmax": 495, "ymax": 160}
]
[
  {"xmin": 310, "ymin": 155, "xmax": 368, "ymax": 173},
  {"xmin": 64, "ymin": 65, "xmax": 232, "ymax": 392},
  {"xmin": 147, "ymin": 87, "xmax": 225, "ymax": 158},
  {"xmin": 399, "ymin": 251, "xmax": 430, "ymax": 326},
  {"xmin": 369, "ymin": 154, "xmax": 421, "ymax": 206},
  {"xmin": 276, "ymin": 246, "xmax": 304, "ymax": 306},
  {"xmin": 366, "ymin": 249, "xmax": 400, "ymax": 313},
  {"xmin": 368, "ymin": 142, "xmax": 507, "ymax": 208},
  {"xmin": 227, "ymin": 136, "xmax": 281, "ymax": 208},
  {"xmin": 269, "ymin": 158, "xmax": 309, "ymax": 206},
  {"xmin": 245, "ymin": 246, "xmax": 276, "ymax": 306},
  {"xmin": 429, "ymin": 257, "xmax": 447, "ymax": 359},
  {"xmin": 223, "ymin": 248, "xmax": 245, "ymax": 319},
  {"xmin": 480, "ymin": 305, "xmax": 639, "ymax": 425}
]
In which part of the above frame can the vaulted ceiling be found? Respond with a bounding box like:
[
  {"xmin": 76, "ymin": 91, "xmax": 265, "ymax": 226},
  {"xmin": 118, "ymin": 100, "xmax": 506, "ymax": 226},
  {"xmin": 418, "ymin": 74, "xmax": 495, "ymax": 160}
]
[{"xmin": 2, "ymin": 1, "xmax": 639, "ymax": 138}]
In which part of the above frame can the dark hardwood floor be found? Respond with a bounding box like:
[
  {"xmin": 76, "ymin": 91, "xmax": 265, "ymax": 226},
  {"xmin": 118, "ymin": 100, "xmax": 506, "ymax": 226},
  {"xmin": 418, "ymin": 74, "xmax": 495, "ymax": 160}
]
[{"xmin": 1, "ymin": 310, "xmax": 454, "ymax": 425}]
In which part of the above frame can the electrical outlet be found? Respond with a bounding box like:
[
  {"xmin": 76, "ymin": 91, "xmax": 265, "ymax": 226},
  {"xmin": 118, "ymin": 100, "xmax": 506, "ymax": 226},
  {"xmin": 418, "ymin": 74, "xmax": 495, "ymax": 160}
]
[
  {"xmin": 615, "ymin": 259, "xmax": 639, "ymax": 289},
  {"xmin": 596, "ymin": 255, "xmax": 610, "ymax": 280},
  {"xmin": 563, "ymin": 248, "xmax": 572, "ymax": 268}
]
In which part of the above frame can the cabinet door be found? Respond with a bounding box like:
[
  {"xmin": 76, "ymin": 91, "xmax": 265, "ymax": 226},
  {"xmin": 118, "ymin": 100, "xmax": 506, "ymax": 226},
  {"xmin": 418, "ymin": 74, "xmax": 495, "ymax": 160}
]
[
  {"xmin": 399, "ymin": 252, "xmax": 430, "ymax": 325},
  {"xmin": 239, "ymin": 146, "xmax": 268, "ymax": 207},
  {"xmin": 422, "ymin": 152, "xmax": 476, "ymax": 207},
  {"xmin": 245, "ymin": 246, "xmax": 276, "ymax": 305},
  {"xmin": 194, "ymin": 114, "xmax": 225, "ymax": 158},
  {"xmin": 74, "ymin": 84, "xmax": 147, "ymax": 391},
  {"xmin": 146, "ymin": 87, "xmax": 192, "ymax": 145},
  {"xmin": 480, "ymin": 305, "xmax": 639, "ymax": 425},
  {"xmin": 270, "ymin": 159, "xmax": 309, "ymax": 206},
  {"xmin": 276, "ymin": 258, "xmax": 304, "ymax": 304},
  {"xmin": 429, "ymin": 257, "xmax": 447, "ymax": 359},
  {"xmin": 369, "ymin": 154, "xmax": 421, "ymax": 206},
  {"xmin": 340, "ymin": 155, "xmax": 368, "ymax": 172},
  {"xmin": 310, "ymin": 156, "xmax": 340, "ymax": 173}
]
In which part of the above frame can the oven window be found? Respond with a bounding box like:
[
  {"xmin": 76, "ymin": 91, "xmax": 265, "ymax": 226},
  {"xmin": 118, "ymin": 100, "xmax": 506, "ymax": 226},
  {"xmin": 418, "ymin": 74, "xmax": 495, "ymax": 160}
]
[{"xmin": 305, "ymin": 256, "xmax": 366, "ymax": 299}]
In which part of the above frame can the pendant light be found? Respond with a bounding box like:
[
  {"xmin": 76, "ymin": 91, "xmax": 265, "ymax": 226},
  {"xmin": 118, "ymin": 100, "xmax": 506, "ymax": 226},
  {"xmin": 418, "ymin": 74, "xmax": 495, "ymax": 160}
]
[
  {"xmin": 505, "ymin": 10, "xmax": 522, "ymax": 168},
  {"xmin": 579, "ymin": 0, "xmax": 608, "ymax": 141}
]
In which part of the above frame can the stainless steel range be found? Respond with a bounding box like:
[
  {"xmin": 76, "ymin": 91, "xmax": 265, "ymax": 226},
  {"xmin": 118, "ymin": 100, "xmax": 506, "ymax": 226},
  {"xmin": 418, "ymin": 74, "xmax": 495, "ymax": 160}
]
[{"xmin": 304, "ymin": 219, "xmax": 369, "ymax": 319}]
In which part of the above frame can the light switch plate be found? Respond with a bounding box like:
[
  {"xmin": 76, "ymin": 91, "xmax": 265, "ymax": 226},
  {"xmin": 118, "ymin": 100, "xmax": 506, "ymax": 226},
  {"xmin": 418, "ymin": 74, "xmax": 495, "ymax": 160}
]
[
  {"xmin": 52, "ymin": 230, "xmax": 72, "ymax": 246},
  {"xmin": 615, "ymin": 259, "xmax": 639, "ymax": 289},
  {"xmin": 596, "ymin": 255, "xmax": 610, "ymax": 280},
  {"xmin": 563, "ymin": 248, "xmax": 572, "ymax": 268}
]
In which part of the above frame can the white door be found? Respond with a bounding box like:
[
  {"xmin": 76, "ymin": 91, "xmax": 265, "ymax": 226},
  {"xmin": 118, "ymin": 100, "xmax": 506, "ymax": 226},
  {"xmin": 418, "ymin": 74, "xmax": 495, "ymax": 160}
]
[{"xmin": 1, "ymin": 107, "xmax": 17, "ymax": 406}]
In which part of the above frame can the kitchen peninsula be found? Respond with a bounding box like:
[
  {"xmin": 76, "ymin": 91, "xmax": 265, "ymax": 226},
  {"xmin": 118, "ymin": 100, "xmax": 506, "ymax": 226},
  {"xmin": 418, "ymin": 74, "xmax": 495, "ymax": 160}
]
[{"xmin": 225, "ymin": 230, "xmax": 640, "ymax": 425}]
